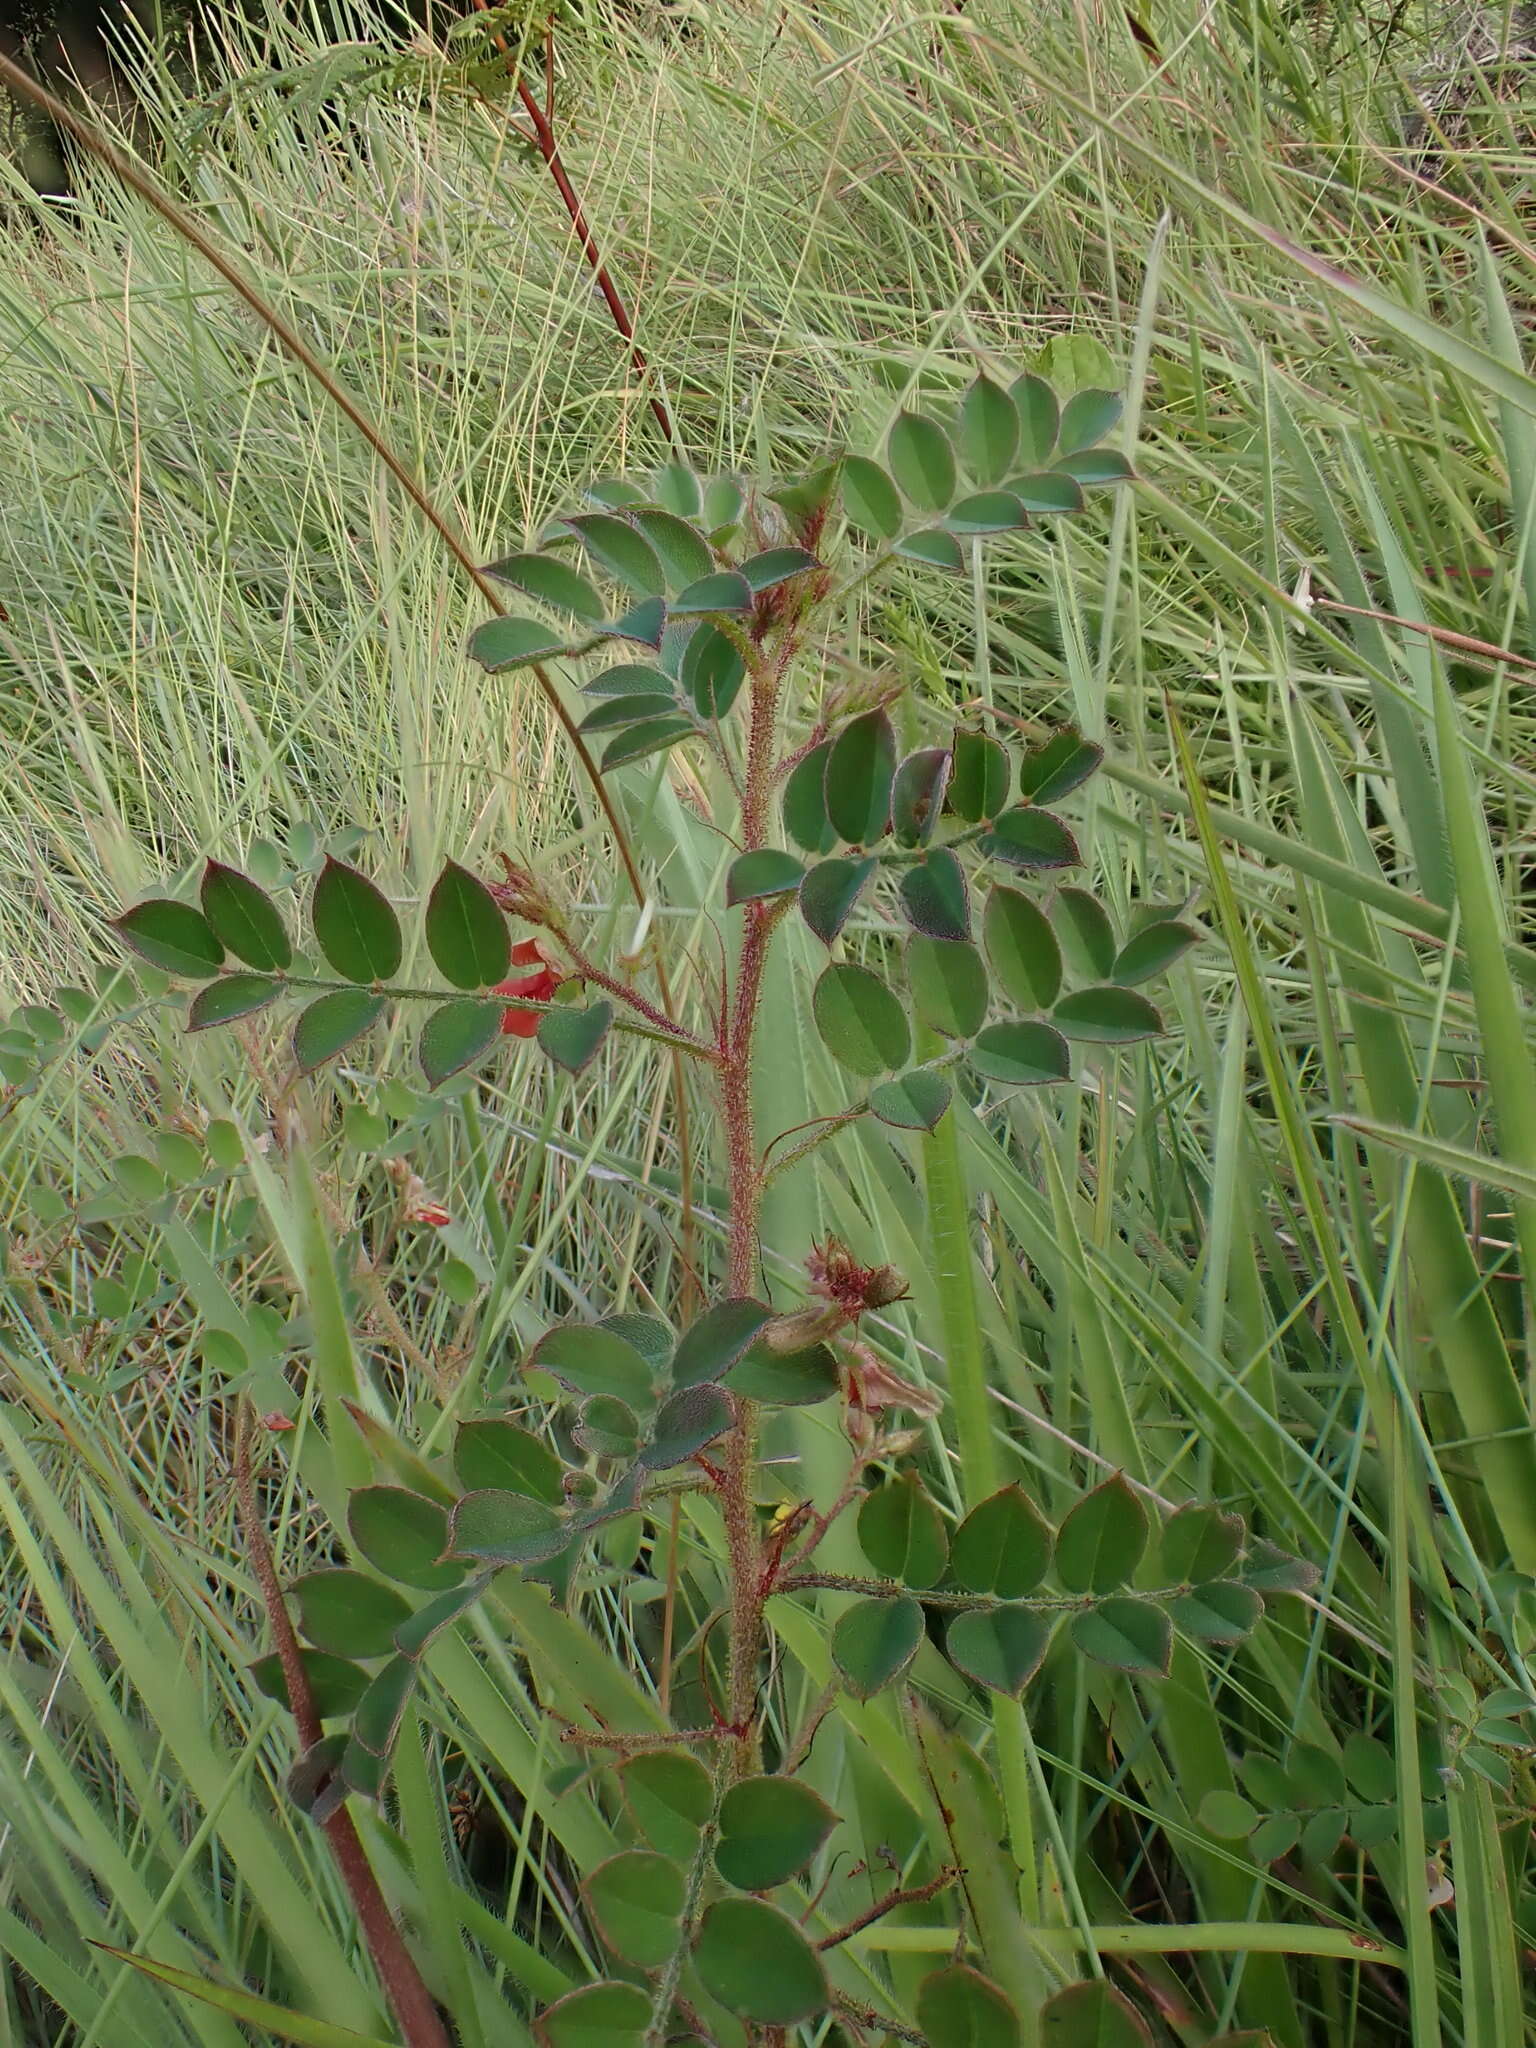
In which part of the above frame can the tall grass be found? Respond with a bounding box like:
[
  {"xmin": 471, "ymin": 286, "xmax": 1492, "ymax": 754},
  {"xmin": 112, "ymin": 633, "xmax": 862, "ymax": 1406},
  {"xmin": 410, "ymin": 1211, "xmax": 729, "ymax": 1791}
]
[{"xmin": 2, "ymin": 0, "xmax": 1535, "ymax": 2040}]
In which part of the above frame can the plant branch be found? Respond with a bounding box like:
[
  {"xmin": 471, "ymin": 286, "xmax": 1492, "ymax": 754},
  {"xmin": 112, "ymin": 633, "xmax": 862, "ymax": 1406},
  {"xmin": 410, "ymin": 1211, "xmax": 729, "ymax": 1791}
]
[
  {"xmin": 467, "ymin": 0, "xmax": 677, "ymax": 448},
  {"xmin": 231, "ymin": 1410, "xmax": 451, "ymax": 2048},
  {"xmin": 0, "ymin": 45, "xmax": 699, "ymax": 1318},
  {"xmin": 816, "ymin": 1867, "xmax": 962, "ymax": 1952}
]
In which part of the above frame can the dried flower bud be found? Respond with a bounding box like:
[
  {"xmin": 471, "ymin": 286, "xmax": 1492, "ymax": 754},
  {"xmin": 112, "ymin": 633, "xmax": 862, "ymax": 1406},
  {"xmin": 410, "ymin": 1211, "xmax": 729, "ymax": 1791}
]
[
  {"xmin": 841, "ymin": 1339, "xmax": 943, "ymax": 1420},
  {"xmin": 806, "ymin": 1236, "xmax": 908, "ymax": 1319},
  {"xmin": 260, "ymin": 1410, "xmax": 296, "ymax": 1432},
  {"xmin": 489, "ymin": 853, "xmax": 561, "ymax": 931},
  {"xmin": 761, "ymin": 1305, "xmax": 845, "ymax": 1354}
]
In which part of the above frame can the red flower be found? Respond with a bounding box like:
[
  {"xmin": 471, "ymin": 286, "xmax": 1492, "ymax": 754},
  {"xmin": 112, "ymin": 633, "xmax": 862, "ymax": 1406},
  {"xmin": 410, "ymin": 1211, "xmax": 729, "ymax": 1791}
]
[{"xmin": 493, "ymin": 938, "xmax": 565, "ymax": 1037}]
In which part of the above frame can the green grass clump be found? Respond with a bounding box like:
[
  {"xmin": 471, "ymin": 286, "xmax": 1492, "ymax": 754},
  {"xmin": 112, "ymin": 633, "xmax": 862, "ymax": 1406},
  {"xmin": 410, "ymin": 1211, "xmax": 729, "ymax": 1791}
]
[{"xmin": 2, "ymin": 0, "xmax": 1536, "ymax": 2042}]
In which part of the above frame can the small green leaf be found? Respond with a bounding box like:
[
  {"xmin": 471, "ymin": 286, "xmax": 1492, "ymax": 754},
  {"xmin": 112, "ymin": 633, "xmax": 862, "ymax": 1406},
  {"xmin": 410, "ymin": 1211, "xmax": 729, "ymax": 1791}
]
[
  {"xmin": 672, "ymin": 571, "xmax": 753, "ymax": 616},
  {"xmin": 984, "ymin": 886, "xmax": 1062, "ymax": 1010},
  {"xmin": 311, "ymin": 860, "xmax": 401, "ymax": 983},
  {"xmin": 534, "ymin": 1980, "xmax": 650, "ymax": 2048},
  {"xmin": 1343, "ymin": 1733, "xmax": 1399, "ymax": 1804},
  {"xmin": 813, "ymin": 963, "xmax": 910, "ymax": 1074},
  {"xmin": 111, "ymin": 899, "xmax": 224, "ymax": 978},
  {"xmin": 858, "ymin": 1471, "xmax": 950, "ymax": 1588},
  {"xmin": 420, "ymin": 998, "xmax": 504, "ymax": 1088},
  {"xmin": 340, "ymin": 1738, "xmax": 387, "ymax": 1801},
  {"xmin": 621, "ymin": 1750, "xmax": 713, "ymax": 1858},
  {"xmin": 466, "ymin": 617, "xmax": 576, "ymax": 671},
  {"xmin": 1159, "ymin": 1505, "xmax": 1245, "ymax": 1584},
  {"xmin": 630, "ymin": 507, "xmax": 716, "ymax": 588},
  {"xmin": 562, "ymin": 513, "xmax": 666, "ymax": 597},
  {"xmin": 726, "ymin": 1340, "xmax": 841, "ymax": 1406},
  {"xmin": 945, "ymin": 490, "xmax": 1028, "ymax": 534},
  {"xmin": 800, "ymin": 856, "xmax": 875, "ymax": 945},
  {"xmin": 189, "ymin": 975, "xmax": 282, "ymax": 1030},
  {"xmin": 765, "ymin": 467, "xmax": 836, "ymax": 542},
  {"xmin": 784, "ymin": 740, "xmax": 838, "ymax": 855},
  {"xmin": 454, "ymin": 1420, "xmax": 564, "ymax": 1504},
  {"xmin": 1040, "ymin": 1978, "xmax": 1153, "ymax": 2045},
  {"xmin": 673, "ymin": 1298, "xmax": 775, "ymax": 1388},
  {"xmin": 447, "ymin": 1490, "xmax": 568, "ymax": 1567},
  {"xmin": 1018, "ymin": 732, "xmax": 1104, "ymax": 805},
  {"xmin": 905, "ymin": 936, "xmax": 989, "ymax": 1039},
  {"xmin": 1070, "ymin": 1597, "xmax": 1172, "ymax": 1675},
  {"xmin": 894, "ymin": 528, "xmax": 966, "ymax": 571},
  {"xmin": 249, "ymin": 1648, "xmax": 369, "ymax": 1720},
  {"xmin": 483, "ymin": 552, "xmax": 606, "ymax": 622},
  {"xmin": 900, "ymin": 848, "xmax": 970, "ymax": 939},
  {"xmin": 831, "ymin": 1594, "xmax": 924, "ymax": 1698},
  {"xmin": 891, "ymin": 747, "xmax": 951, "ymax": 847},
  {"xmin": 1249, "ymin": 1813, "xmax": 1302, "ymax": 1863},
  {"xmin": 293, "ymin": 990, "xmax": 387, "ymax": 1071},
  {"xmin": 1010, "ymin": 373, "xmax": 1059, "ymax": 465},
  {"xmin": 652, "ymin": 462, "xmax": 703, "ymax": 519},
  {"xmin": 537, "ymin": 1000, "xmax": 613, "ymax": 1073},
  {"xmin": 870, "ymin": 1069, "xmax": 951, "ymax": 1131},
  {"xmin": 825, "ymin": 708, "xmax": 897, "ymax": 847},
  {"xmin": 426, "ymin": 862, "xmax": 512, "ymax": 989},
  {"xmin": 1052, "ymin": 887, "xmax": 1117, "ymax": 979},
  {"xmin": 841, "ymin": 454, "xmax": 903, "ymax": 538},
  {"xmin": 703, "ymin": 473, "xmax": 747, "ymax": 536},
  {"xmin": 715, "ymin": 1776, "xmax": 837, "ymax": 1891},
  {"xmin": 291, "ymin": 1569, "xmax": 413, "ymax": 1659},
  {"xmin": 584, "ymin": 660, "xmax": 679, "ymax": 701},
  {"xmin": 352, "ymin": 1654, "xmax": 417, "ymax": 1758},
  {"xmin": 583, "ymin": 477, "xmax": 647, "ymax": 509},
  {"xmin": 601, "ymin": 717, "xmax": 697, "ymax": 769},
  {"xmin": 597, "ymin": 1313, "xmax": 674, "ymax": 1372},
  {"xmin": 958, "ymin": 374, "xmax": 1020, "ymax": 486},
  {"xmin": 726, "ymin": 850, "xmax": 805, "ymax": 906},
  {"xmin": 348, "ymin": 1487, "xmax": 462, "ymax": 1591},
  {"xmin": 970, "ymin": 1020, "xmax": 1070, "ymax": 1086},
  {"xmin": 952, "ymin": 1485, "xmax": 1054, "ymax": 1596},
  {"xmin": 1057, "ymin": 388, "xmax": 1124, "ymax": 456},
  {"xmin": 531, "ymin": 1322, "xmax": 654, "ymax": 1405},
  {"xmin": 888, "ymin": 410, "xmax": 957, "ymax": 510},
  {"xmin": 1053, "ymin": 988, "xmax": 1162, "ymax": 1043},
  {"xmin": 917, "ymin": 1963, "xmax": 1021, "ymax": 2048},
  {"xmin": 680, "ymin": 623, "xmax": 746, "ymax": 720},
  {"xmin": 740, "ymin": 546, "xmax": 820, "ymax": 593},
  {"xmin": 1055, "ymin": 449, "xmax": 1135, "ymax": 485},
  {"xmin": 584, "ymin": 1851, "xmax": 684, "ymax": 1969},
  {"xmin": 1054, "ymin": 1477, "xmax": 1148, "ymax": 1593},
  {"xmin": 980, "ymin": 808, "xmax": 1080, "ymax": 871},
  {"xmin": 285, "ymin": 1731, "xmax": 347, "ymax": 1815},
  {"xmin": 1172, "ymin": 1581, "xmax": 1265, "ymax": 1643},
  {"xmin": 695, "ymin": 1898, "xmax": 828, "ymax": 2025},
  {"xmin": 1239, "ymin": 1540, "xmax": 1320, "ymax": 1594},
  {"xmin": 945, "ymin": 1606, "xmax": 1051, "ymax": 1696},
  {"xmin": 950, "ymin": 729, "xmax": 1011, "ymax": 822},
  {"xmin": 640, "ymin": 1385, "xmax": 732, "ymax": 1467},
  {"xmin": 201, "ymin": 862, "xmax": 292, "ymax": 971},
  {"xmin": 1113, "ymin": 920, "xmax": 1200, "ymax": 986},
  {"xmin": 592, "ymin": 596, "xmax": 666, "ymax": 649},
  {"xmin": 582, "ymin": 692, "xmax": 679, "ymax": 733},
  {"xmin": 1009, "ymin": 472, "xmax": 1084, "ymax": 515},
  {"xmin": 1199, "ymin": 1790, "xmax": 1260, "ymax": 1840},
  {"xmin": 1035, "ymin": 335, "xmax": 1118, "ymax": 391}
]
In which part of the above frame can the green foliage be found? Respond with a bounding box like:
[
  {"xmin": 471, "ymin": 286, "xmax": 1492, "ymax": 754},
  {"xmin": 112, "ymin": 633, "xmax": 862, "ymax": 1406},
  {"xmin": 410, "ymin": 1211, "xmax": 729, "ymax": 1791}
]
[{"xmin": 76, "ymin": 352, "xmax": 1306, "ymax": 2048}]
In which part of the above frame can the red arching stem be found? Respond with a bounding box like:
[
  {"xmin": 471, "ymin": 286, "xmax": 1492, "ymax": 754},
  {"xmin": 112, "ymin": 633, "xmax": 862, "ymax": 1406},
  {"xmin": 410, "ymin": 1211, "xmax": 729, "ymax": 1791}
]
[
  {"xmin": 232, "ymin": 1416, "xmax": 451, "ymax": 2048},
  {"xmin": 466, "ymin": 0, "xmax": 677, "ymax": 448}
]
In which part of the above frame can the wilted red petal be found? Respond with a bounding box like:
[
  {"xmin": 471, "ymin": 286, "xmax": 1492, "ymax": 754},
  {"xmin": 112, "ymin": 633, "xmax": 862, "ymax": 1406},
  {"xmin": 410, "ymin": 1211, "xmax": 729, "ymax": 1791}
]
[{"xmin": 510, "ymin": 937, "xmax": 546, "ymax": 966}]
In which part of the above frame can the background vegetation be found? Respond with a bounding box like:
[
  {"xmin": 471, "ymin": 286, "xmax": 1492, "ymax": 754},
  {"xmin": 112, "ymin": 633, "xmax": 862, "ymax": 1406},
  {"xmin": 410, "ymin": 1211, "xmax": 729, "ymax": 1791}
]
[{"xmin": 2, "ymin": 0, "xmax": 1535, "ymax": 2041}]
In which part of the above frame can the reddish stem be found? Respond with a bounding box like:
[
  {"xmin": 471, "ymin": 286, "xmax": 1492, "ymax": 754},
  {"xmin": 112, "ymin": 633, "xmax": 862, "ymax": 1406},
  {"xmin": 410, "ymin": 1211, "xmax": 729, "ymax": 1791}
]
[
  {"xmin": 232, "ymin": 1416, "xmax": 451, "ymax": 2048},
  {"xmin": 469, "ymin": 0, "xmax": 676, "ymax": 447}
]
